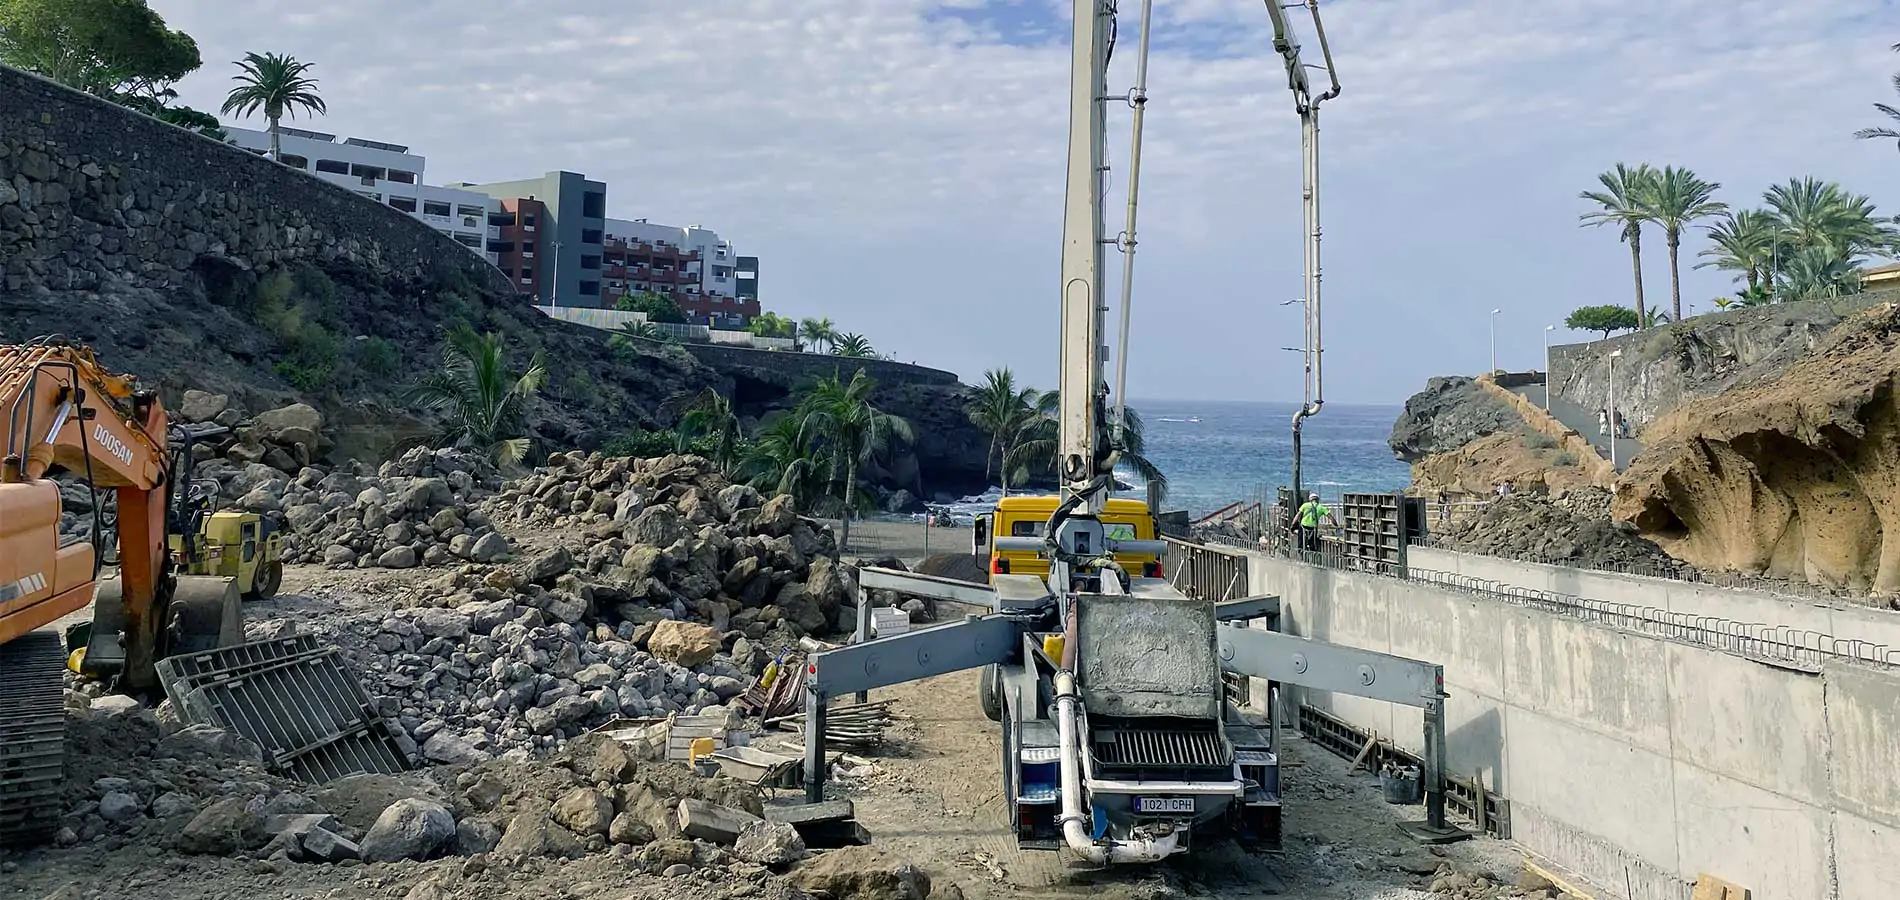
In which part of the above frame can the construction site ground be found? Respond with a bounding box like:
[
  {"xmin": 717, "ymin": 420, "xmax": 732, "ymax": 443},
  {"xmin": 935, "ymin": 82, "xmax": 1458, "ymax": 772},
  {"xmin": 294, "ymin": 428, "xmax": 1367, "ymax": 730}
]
[{"xmin": 6, "ymin": 518, "xmax": 1527, "ymax": 900}]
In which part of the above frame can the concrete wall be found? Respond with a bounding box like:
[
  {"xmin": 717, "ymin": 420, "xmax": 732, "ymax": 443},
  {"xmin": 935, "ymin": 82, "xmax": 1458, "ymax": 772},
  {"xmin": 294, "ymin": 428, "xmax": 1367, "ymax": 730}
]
[
  {"xmin": 1409, "ymin": 546, "xmax": 1900, "ymax": 654},
  {"xmin": 1244, "ymin": 550, "xmax": 1900, "ymax": 900}
]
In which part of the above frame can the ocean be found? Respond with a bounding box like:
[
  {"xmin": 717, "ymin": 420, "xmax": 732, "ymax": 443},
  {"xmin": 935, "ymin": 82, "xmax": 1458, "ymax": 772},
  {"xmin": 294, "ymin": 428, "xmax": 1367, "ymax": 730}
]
[{"xmin": 906, "ymin": 399, "xmax": 1411, "ymax": 523}]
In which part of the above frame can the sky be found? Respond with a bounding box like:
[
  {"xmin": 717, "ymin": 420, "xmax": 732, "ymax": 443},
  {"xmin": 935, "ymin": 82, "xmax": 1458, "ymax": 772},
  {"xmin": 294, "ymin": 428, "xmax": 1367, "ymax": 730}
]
[{"xmin": 149, "ymin": 0, "xmax": 1900, "ymax": 404}]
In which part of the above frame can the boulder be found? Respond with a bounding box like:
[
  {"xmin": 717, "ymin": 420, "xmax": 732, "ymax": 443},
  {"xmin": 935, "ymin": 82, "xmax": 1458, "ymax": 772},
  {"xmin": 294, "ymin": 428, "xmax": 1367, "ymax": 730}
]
[
  {"xmin": 156, "ymin": 724, "xmax": 265, "ymax": 764},
  {"xmin": 676, "ymin": 798, "xmax": 762, "ymax": 844},
  {"xmin": 647, "ymin": 620, "xmax": 721, "ymax": 667},
  {"xmin": 734, "ymin": 819, "xmax": 808, "ymax": 866},
  {"xmin": 470, "ymin": 532, "xmax": 510, "ymax": 563},
  {"xmin": 421, "ymin": 731, "xmax": 491, "ymax": 765},
  {"xmin": 522, "ymin": 545, "xmax": 575, "ymax": 585},
  {"xmin": 176, "ymin": 796, "xmax": 267, "ymax": 855},
  {"xmin": 495, "ymin": 809, "xmax": 583, "ymax": 863},
  {"xmin": 358, "ymin": 798, "xmax": 457, "ymax": 862},
  {"xmin": 378, "ymin": 546, "xmax": 418, "ymax": 569},
  {"xmin": 551, "ymin": 788, "xmax": 614, "ymax": 837},
  {"xmin": 252, "ymin": 403, "xmax": 324, "ymax": 447},
  {"xmin": 790, "ymin": 845, "xmax": 933, "ymax": 900},
  {"xmin": 180, "ymin": 390, "xmax": 230, "ymax": 424}
]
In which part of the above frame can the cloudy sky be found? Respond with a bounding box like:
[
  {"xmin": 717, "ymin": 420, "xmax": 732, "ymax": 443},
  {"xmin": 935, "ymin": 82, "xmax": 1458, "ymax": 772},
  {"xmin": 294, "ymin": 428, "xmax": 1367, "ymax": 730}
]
[{"xmin": 152, "ymin": 0, "xmax": 1900, "ymax": 404}]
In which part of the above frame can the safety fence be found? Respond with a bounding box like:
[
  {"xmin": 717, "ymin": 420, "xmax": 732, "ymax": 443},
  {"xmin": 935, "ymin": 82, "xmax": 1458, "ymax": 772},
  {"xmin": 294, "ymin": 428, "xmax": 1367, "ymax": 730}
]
[
  {"xmin": 1180, "ymin": 534, "xmax": 1900, "ymax": 672},
  {"xmin": 1161, "ymin": 537, "xmax": 1250, "ymax": 601},
  {"xmin": 1407, "ymin": 532, "xmax": 1891, "ymax": 609}
]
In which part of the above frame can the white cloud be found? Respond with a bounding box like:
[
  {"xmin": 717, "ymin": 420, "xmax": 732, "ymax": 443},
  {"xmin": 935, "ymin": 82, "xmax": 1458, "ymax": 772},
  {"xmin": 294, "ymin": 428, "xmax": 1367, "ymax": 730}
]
[{"xmin": 151, "ymin": 0, "xmax": 1900, "ymax": 403}]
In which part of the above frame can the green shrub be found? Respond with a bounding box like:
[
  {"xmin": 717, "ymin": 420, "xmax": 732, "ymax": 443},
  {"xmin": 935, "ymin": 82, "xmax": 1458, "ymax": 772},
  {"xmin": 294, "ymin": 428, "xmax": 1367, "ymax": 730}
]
[
  {"xmin": 251, "ymin": 265, "xmax": 346, "ymax": 392},
  {"xmin": 603, "ymin": 428, "xmax": 753, "ymax": 461},
  {"xmin": 353, "ymin": 336, "xmax": 401, "ymax": 380},
  {"xmin": 1524, "ymin": 432, "xmax": 1559, "ymax": 450},
  {"xmin": 1553, "ymin": 451, "xmax": 1579, "ymax": 467}
]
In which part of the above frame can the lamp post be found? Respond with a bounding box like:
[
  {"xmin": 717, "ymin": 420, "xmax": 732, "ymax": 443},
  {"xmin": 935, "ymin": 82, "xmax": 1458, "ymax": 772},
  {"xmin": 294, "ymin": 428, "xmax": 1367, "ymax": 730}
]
[
  {"xmin": 1489, "ymin": 308, "xmax": 1502, "ymax": 375},
  {"xmin": 1543, "ymin": 325, "xmax": 1556, "ymax": 408},
  {"xmin": 1608, "ymin": 349, "xmax": 1622, "ymax": 469},
  {"xmin": 550, "ymin": 240, "xmax": 564, "ymax": 308}
]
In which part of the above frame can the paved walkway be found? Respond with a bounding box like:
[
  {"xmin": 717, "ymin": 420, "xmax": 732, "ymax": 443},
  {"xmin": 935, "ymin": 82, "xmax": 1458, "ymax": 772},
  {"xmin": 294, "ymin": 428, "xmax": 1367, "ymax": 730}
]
[{"xmin": 1510, "ymin": 382, "xmax": 1642, "ymax": 471}]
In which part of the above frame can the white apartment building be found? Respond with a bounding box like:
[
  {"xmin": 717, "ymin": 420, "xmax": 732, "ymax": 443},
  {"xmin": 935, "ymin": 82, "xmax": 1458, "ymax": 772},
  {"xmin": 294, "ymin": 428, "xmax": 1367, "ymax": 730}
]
[
  {"xmin": 604, "ymin": 217, "xmax": 740, "ymax": 299},
  {"xmin": 226, "ymin": 126, "xmax": 499, "ymax": 260}
]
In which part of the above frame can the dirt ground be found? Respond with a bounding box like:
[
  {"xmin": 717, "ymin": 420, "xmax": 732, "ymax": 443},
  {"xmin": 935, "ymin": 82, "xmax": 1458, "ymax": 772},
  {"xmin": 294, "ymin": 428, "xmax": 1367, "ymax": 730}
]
[{"xmin": 5, "ymin": 513, "xmax": 1526, "ymax": 900}]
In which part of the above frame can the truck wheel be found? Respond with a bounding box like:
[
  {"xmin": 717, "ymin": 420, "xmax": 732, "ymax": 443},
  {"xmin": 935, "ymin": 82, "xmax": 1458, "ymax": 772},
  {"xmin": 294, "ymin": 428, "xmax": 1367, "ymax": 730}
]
[
  {"xmin": 979, "ymin": 664, "xmax": 1002, "ymax": 722},
  {"xmin": 245, "ymin": 561, "xmax": 283, "ymax": 601}
]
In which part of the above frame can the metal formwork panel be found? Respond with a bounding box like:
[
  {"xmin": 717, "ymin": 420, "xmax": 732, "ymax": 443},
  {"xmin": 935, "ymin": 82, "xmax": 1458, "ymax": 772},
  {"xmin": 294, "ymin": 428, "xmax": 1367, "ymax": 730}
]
[{"xmin": 157, "ymin": 637, "xmax": 411, "ymax": 783}]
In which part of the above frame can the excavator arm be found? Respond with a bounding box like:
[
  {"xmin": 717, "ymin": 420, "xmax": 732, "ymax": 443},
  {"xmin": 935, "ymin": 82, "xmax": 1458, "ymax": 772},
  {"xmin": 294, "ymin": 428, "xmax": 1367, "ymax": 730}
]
[{"xmin": 0, "ymin": 340, "xmax": 169, "ymax": 647}]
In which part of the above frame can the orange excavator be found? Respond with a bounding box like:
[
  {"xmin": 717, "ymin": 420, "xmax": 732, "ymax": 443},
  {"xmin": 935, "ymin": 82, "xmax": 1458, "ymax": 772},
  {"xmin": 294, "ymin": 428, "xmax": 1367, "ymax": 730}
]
[{"xmin": 0, "ymin": 337, "xmax": 242, "ymax": 845}]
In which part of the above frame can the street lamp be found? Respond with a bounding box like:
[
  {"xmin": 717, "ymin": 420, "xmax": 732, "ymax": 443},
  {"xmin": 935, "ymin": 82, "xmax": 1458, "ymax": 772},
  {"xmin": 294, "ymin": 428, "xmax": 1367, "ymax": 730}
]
[
  {"xmin": 1489, "ymin": 309, "xmax": 1502, "ymax": 375},
  {"xmin": 1607, "ymin": 349, "xmax": 1622, "ymax": 469},
  {"xmin": 1543, "ymin": 325, "xmax": 1556, "ymax": 407},
  {"xmin": 550, "ymin": 240, "xmax": 564, "ymax": 308}
]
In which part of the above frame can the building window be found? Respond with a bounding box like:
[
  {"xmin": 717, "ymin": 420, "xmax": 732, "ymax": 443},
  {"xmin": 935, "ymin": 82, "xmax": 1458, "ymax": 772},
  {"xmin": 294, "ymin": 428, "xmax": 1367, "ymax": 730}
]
[
  {"xmin": 581, "ymin": 228, "xmax": 602, "ymax": 244},
  {"xmin": 487, "ymin": 240, "xmax": 514, "ymax": 252},
  {"xmin": 280, "ymin": 154, "xmax": 309, "ymax": 169},
  {"xmin": 349, "ymin": 163, "xmax": 387, "ymax": 182},
  {"xmin": 581, "ymin": 192, "xmax": 605, "ymax": 218},
  {"xmin": 423, "ymin": 201, "xmax": 451, "ymax": 217},
  {"xmin": 455, "ymin": 234, "xmax": 482, "ymax": 248},
  {"xmin": 387, "ymin": 170, "xmax": 418, "ymax": 185},
  {"xmin": 521, "ymin": 272, "xmax": 533, "ymax": 283},
  {"xmin": 523, "ymin": 213, "xmax": 537, "ymax": 228},
  {"xmin": 315, "ymin": 159, "xmax": 349, "ymax": 175},
  {"xmin": 580, "ymin": 255, "xmax": 601, "ymax": 270},
  {"xmin": 388, "ymin": 196, "xmax": 418, "ymax": 213},
  {"xmin": 489, "ymin": 212, "xmax": 514, "ymax": 226},
  {"xmin": 579, "ymin": 280, "xmax": 600, "ymax": 296},
  {"xmin": 458, "ymin": 204, "xmax": 486, "ymax": 218},
  {"xmin": 523, "ymin": 243, "xmax": 537, "ymax": 257}
]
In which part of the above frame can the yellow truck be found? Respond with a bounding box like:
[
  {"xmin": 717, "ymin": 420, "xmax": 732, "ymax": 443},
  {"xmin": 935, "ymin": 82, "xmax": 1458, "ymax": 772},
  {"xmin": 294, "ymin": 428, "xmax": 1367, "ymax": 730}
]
[{"xmin": 972, "ymin": 494, "xmax": 1164, "ymax": 580}]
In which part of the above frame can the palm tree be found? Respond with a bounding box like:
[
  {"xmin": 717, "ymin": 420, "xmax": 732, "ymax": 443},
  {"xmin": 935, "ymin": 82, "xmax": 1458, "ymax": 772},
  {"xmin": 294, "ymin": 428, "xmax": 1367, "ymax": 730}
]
[
  {"xmin": 796, "ymin": 370, "xmax": 914, "ymax": 552},
  {"xmin": 736, "ymin": 413, "xmax": 824, "ymax": 510},
  {"xmin": 798, "ymin": 317, "xmax": 837, "ymax": 354},
  {"xmin": 1782, "ymin": 245, "xmax": 1862, "ymax": 300},
  {"xmin": 667, "ymin": 388, "xmax": 743, "ymax": 472},
  {"xmin": 1710, "ymin": 296, "xmax": 1736, "ymax": 311},
  {"xmin": 1639, "ymin": 166, "xmax": 1726, "ymax": 322},
  {"xmin": 832, "ymin": 333, "xmax": 875, "ymax": 358},
  {"xmin": 219, "ymin": 52, "xmax": 326, "ymax": 163},
  {"xmin": 965, "ymin": 368, "xmax": 1038, "ymax": 490},
  {"xmin": 1005, "ymin": 390, "xmax": 1169, "ymax": 504},
  {"xmin": 1764, "ymin": 177, "xmax": 1895, "ymax": 261},
  {"xmin": 1697, "ymin": 209, "xmax": 1780, "ymax": 296},
  {"xmin": 1853, "ymin": 44, "xmax": 1900, "ymax": 152},
  {"xmin": 1580, "ymin": 163, "xmax": 1661, "ymax": 323},
  {"xmin": 405, "ymin": 323, "xmax": 547, "ymax": 467}
]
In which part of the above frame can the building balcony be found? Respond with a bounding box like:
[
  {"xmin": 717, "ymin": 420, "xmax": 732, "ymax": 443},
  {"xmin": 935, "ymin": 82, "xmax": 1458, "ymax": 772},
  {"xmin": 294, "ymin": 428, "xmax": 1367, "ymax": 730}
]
[{"xmin": 421, "ymin": 212, "xmax": 452, "ymax": 226}]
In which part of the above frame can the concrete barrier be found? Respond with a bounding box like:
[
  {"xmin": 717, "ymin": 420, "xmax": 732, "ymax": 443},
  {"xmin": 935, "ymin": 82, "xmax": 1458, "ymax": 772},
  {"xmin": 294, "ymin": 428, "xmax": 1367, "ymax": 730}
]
[
  {"xmin": 1246, "ymin": 549, "xmax": 1900, "ymax": 900},
  {"xmin": 1408, "ymin": 545, "xmax": 1900, "ymax": 651}
]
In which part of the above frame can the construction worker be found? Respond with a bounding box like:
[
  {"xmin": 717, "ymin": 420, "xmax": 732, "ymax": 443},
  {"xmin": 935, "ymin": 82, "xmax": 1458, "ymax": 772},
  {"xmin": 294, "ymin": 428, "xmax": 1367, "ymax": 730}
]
[{"xmin": 1296, "ymin": 492, "xmax": 1336, "ymax": 553}]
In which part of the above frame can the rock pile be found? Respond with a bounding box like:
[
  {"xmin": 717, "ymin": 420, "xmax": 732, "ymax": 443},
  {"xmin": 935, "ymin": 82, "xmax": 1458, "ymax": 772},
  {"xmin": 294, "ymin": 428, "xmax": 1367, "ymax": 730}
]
[
  {"xmin": 174, "ymin": 392, "xmax": 331, "ymax": 474},
  {"xmin": 1433, "ymin": 488, "xmax": 1693, "ymax": 574},
  {"xmin": 39, "ymin": 696, "xmax": 835, "ymax": 885},
  {"xmin": 290, "ymin": 451, "xmax": 866, "ymax": 759},
  {"xmin": 235, "ymin": 446, "xmax": 510, "ymax": 568}
]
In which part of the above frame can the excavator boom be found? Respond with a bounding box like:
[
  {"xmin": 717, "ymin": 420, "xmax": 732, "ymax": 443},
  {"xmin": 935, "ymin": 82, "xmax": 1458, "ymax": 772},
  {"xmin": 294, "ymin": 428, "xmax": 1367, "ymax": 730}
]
[{"xmin": 0, "ymin": 337, "xmax": 243, "ymax": 847}]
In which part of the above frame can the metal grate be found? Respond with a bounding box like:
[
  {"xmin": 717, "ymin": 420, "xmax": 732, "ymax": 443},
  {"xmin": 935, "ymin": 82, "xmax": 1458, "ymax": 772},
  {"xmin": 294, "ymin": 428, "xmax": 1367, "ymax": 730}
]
[
  {"xmin": 1092, "ymin": 727, "xmax": 1233, "ymax": 768},
  {"xmin": 156, "ymin": 636, "xmax": 411, "ymax": 783}
]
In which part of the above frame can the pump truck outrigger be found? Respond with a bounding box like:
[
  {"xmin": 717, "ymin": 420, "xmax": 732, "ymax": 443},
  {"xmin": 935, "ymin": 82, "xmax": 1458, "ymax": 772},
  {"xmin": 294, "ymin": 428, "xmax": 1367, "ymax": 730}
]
[
  {"xmin": 798, "ymin": 0, "xmax": 1467, "ymax": 867},
  {"xmin": 0, "ymin": 338, "xmax": 246, "ymax": 845}
]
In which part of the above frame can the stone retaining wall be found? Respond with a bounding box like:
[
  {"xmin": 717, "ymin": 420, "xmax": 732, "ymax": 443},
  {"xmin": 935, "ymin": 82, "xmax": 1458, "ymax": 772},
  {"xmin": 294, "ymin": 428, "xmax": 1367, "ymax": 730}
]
[{"xmin": 0, "ymin": 63, "xmax": 510, "ymax": 296}]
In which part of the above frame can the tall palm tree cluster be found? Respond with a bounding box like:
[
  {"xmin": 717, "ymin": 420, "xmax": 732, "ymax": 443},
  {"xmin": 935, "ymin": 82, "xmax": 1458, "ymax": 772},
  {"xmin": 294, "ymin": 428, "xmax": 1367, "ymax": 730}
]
[
  {"xmin": 965, "ymin": 368, "xmax": 1168, "ymax": 502},
  {"xmin": 1581, "ymin": 165, "xmax": 1898, "ymax": 320},
  {"xmin": 652, "ymin": 373, "xmax": 912, "ymax": 552}
]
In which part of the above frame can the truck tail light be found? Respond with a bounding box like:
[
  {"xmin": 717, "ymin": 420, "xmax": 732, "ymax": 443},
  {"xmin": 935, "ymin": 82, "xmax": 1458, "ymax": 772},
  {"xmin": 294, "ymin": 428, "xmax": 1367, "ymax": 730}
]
[{"xmin": 993, "ymin": 557, "xmax": 1010, "ymax": 574}]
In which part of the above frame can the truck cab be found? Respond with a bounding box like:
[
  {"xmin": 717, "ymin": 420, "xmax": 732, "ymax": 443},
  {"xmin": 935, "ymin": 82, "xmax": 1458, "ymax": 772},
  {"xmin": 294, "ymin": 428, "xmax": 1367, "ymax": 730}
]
[{"xmin": 973, "ymin": 495, "xmax": 1164, "ymax": 581}]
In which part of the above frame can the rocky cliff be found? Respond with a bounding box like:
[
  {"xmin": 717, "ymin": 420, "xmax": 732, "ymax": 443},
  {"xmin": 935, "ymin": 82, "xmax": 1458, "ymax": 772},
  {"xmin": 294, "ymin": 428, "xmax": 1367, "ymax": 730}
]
[
  {"xmin": 0, "ymin": 63, "xmax": 988, "ymax": 491},
  {"xmin": 1548, "ymin": 289, "xmax": 1900, "ymax": 431},
  {"xmin": 1388, "ymin": 376, "xmax": 1521, "ymax": 463},
  {"xmin": 1616, "ymin": 303, "xmax": 1900, "ymax": 593}
]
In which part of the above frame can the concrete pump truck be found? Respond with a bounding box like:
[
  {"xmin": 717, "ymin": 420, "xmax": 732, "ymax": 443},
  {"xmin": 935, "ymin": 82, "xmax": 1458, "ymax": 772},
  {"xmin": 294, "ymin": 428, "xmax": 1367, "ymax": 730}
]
[{"xmin": 798, "ymin": 0, "xmax": 1466, "ymax": 866}]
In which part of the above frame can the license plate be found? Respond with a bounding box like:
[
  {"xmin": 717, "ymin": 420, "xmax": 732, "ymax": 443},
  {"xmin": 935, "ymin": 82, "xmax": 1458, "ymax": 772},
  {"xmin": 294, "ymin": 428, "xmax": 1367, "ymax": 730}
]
[{"xmin": 1134, "ymin": 797, "xmax": 1194, "ymax": 814}]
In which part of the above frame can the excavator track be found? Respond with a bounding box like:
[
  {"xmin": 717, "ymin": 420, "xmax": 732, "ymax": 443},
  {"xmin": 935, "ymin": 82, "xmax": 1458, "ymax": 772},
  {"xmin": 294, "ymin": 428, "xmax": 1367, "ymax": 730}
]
[{"xmin": 0, "ymin": 632, "xmax": 67, "ymax": 846}]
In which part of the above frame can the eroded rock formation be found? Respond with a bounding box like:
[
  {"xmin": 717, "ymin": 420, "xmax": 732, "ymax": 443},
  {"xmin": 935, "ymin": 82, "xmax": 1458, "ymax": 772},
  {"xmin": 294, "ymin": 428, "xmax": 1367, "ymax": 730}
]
[{"xmin": 1616, "ymin": 303, "xmax": 1900, "ymax": 593}]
